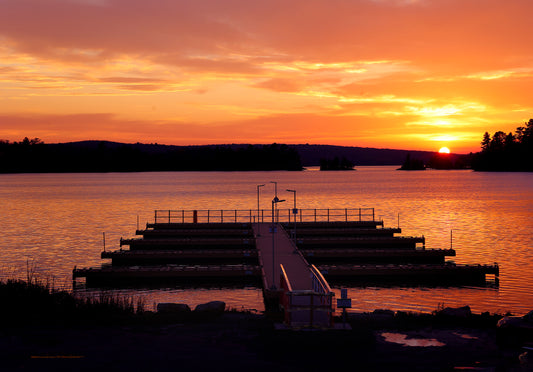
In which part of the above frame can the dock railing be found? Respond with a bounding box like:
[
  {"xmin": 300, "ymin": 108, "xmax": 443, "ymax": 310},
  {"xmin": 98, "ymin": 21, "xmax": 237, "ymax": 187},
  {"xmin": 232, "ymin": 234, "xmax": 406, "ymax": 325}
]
[
  {"xmin": 154, "ymin": 208, "xmax": 377, "ymax": 224},
  {"xmin": 279, "ymin": 264, "xmax": 335, "ymax": 328}
]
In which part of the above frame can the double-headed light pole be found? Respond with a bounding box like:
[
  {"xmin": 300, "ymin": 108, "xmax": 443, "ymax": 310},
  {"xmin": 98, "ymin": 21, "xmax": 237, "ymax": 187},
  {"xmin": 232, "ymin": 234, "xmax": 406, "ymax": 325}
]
[{"xmin": 270, "ymin": 181, "xmax": 285, "ymax": 289}]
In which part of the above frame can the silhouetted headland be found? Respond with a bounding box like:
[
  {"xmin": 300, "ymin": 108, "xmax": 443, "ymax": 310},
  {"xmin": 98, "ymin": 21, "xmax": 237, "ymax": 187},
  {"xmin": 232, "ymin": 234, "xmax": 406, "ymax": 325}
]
[{"xmin": 471, "ymin": 119, "xmax": 533, "ymax": 171}]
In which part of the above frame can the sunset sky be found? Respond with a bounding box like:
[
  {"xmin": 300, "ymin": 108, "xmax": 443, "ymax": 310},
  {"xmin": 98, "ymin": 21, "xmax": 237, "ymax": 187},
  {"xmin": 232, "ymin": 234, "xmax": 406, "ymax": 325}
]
[{"xmin": 1, "ymin": 0, "xmax": 532, "ymax": 153}]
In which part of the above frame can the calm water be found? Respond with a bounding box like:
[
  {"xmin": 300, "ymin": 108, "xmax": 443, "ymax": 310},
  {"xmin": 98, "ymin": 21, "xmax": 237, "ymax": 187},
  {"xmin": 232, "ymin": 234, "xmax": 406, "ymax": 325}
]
[{"xmin": 1, "ymin": 167, "xmax": 532, "ymax": 315}]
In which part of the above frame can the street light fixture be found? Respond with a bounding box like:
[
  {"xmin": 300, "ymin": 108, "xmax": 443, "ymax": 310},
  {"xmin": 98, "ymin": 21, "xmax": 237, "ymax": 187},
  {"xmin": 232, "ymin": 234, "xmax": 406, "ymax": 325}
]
[{"xmin": 286, "ymin": 189, "xmax": 297, "ymax": 247}]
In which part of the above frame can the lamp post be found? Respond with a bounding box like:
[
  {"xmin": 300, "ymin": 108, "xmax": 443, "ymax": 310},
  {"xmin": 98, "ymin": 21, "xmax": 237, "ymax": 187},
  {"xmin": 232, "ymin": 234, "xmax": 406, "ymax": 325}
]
[
  {"xmin": 286, "ymin": 189, "xmax": 297, "ymax": 247},
  {"xmin": 256, "ymin": 184, "xmax": 265, "ymax": 235},
  {"xmin": 271, "ymin": 196, "xmax": 285, "ymax": 289},
  {"xmin": 270, "ymin": 181, "xmax": 278, "ymax": 221}
]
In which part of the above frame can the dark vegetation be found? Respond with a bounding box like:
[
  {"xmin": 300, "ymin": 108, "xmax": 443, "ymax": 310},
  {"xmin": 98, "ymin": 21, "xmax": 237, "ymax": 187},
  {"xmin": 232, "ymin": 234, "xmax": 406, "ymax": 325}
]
[
  {"xmin": 319, "ymin": 156, "xmax": 355, "ymax": 170},
  {"xmin": 1, "ymin": 279, "xmax": 530, "ymax": 371},
  {"xmin": 0, "ymin": 140, "xmax": 302, "ymax": 173},
  {"xmin": 471, "ymin": 118, "xmax": 533, "ymax": 171},
  {"xmin": 398, "ymin": 153, "xmax": 426, "ymax": 170},
  {"xmin": 0, "ymin": 279, "xmax": 145, "ymax": 327}
]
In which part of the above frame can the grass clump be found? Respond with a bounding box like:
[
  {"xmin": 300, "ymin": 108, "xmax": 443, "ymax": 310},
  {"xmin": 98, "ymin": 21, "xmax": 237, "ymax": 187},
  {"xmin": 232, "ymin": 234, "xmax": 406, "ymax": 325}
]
[{"xmin": 0, "ymin": 279, "xmax": 145, "ymax": 327}]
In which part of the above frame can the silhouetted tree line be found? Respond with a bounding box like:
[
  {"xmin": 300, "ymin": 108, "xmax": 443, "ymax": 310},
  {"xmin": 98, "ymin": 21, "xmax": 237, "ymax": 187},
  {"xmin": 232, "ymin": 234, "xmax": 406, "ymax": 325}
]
[
  {"xmin": 0, "ymin": 139, "xmax": 303, "ymax": 173},
  {"xmin": 471, "ymin": 119, "xmax": 533, "ymax": 171},
  {"xmin": 398, "ymin": 153, "xmax": 425, "ymax": 170},
  {"xmin": 319, "ymin": 156, "xmax": 354, "ymax": 170}
]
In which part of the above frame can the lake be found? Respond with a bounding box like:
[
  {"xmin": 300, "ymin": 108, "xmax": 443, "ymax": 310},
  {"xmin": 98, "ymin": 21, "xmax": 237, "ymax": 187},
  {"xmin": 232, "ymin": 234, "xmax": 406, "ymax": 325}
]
[{"xmin": 1, "ymin": 167, "xmax": 532, "ymax": 315}]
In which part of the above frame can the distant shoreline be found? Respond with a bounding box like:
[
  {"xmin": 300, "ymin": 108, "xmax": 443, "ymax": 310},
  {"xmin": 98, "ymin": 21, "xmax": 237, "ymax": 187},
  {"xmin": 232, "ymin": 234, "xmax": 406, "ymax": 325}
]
[{"xmin": 0, "ymin": 140, "xmax": 471, "ymax": 173}]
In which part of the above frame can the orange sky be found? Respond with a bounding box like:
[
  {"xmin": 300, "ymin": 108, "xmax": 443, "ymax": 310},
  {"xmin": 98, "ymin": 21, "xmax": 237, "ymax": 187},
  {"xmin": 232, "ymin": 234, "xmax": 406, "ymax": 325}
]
[{"xmin": 1, "ymin": 0, "xmax": 532, "ymax": 153}]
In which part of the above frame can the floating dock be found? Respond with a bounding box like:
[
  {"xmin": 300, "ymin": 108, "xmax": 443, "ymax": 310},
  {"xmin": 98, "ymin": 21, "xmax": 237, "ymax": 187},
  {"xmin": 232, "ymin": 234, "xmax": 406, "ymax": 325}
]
[
  {"xmin": 73, "ymin": 264, "xmax": 262, "ymax": 286},
  {"xmin": 74, "ymin": 208, "xmax": 499, "ymax": 326},
  {"xmin": 318, "ymin": 263, "xmax": 499, "ymax": 284}
]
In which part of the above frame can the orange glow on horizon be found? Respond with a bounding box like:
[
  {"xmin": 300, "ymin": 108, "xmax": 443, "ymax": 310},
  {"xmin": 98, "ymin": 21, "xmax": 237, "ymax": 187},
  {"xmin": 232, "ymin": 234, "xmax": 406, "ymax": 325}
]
[
  {"xmin": 1, "ymin": 0, "xmax": 532, "ymax": 154},
  {"xmin": 438, "ymin": 147, "xmax": 451, "ymax": 154}
]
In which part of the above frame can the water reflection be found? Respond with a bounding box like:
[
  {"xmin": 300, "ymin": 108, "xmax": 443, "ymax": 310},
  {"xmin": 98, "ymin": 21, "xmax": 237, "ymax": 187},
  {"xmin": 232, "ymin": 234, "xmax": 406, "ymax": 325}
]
[
  {"xmin": 1, "ymin": 167, "xmax": 532, "ymax": 314},
  {"xmin": 381, "ymin": 332, "xmax": 445, "ymax": 347}
]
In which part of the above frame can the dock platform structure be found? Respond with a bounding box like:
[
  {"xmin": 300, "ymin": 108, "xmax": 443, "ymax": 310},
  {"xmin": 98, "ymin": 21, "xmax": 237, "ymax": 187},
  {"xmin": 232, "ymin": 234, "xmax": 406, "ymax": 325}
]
[{"xmin": 73, "ymin": 208, "xmax": 499, "ymax": 327}]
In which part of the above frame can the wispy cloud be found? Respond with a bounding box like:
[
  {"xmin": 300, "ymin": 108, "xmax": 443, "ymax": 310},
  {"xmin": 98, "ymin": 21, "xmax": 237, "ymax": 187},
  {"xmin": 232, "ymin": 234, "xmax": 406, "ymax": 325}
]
[{"xmin": 1, "ymin": 0, "xmax": 533, "ymax": 152}]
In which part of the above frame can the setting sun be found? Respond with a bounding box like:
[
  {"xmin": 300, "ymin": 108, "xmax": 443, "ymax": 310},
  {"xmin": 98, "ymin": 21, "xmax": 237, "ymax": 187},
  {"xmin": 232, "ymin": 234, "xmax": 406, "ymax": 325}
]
[
  {"xmin": 438, "ymin": 147, "xmax": 451, "ymax": 154},
  {"xmin": 0, "ymin": 0, "xmax": 532, "ymax": 153}
]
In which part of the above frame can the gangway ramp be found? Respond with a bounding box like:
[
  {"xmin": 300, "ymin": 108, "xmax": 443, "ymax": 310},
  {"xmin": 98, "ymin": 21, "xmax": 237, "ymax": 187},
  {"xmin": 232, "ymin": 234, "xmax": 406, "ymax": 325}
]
[{"xmin": 253, "ymin": 223, "xmax": 335, "ymax": 328}]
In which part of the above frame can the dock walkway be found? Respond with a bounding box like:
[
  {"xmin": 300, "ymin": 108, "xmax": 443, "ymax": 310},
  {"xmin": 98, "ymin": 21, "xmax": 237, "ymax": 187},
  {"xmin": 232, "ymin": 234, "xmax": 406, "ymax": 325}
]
[
  {"xmin": 253, "ymin": 223, "xmax": 311, "ymax": 291},
  {"xmin": 253, "ymin": 223, "xmax": 335, "ymax": 328}
]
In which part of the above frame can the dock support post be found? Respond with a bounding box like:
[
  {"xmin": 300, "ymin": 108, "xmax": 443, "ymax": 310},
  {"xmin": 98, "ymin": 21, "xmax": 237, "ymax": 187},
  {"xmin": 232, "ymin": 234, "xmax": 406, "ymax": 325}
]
[
  {"xmin": 450, "ymin": 230, "xmax": 453, "ymax": 250},
  {"xmin": 398, "ymin": 213, "xmax": 400, "ymax": 229}
]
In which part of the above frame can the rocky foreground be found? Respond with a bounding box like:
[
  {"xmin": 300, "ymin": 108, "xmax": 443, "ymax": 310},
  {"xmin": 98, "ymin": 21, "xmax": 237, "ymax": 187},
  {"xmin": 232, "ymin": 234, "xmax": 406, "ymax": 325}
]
[{"xmin": 1, "ymin": 303, "xmax": 532, "ymax": 372}]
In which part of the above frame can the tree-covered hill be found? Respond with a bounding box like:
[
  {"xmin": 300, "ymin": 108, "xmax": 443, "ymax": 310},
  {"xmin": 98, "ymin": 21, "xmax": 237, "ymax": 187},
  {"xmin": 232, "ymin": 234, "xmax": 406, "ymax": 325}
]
[
  {"xmin": 0, "ymin": 140, "xmax": 302, "ymax": 173},
  {"xmin": 471, "ymin": 119, "xmax": 533, "ymax": 171}
]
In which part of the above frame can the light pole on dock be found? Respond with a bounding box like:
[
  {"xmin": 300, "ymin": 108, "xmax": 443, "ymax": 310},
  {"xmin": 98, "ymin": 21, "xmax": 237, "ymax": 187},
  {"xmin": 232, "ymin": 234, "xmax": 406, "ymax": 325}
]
[
  {"xmin": 271, "ymin": 197, "xmax": 285, "ymax": 289},
  {"xmin": 270, "ymin": 181, "xmax": 278, "ymax": 222},
  {"xmin": 286, "ymin": 189, "xmax": 297, "ymax": 248},
  {"xmin": 256, "ymin": 184, "xmax": 265, "ymax": 235}
]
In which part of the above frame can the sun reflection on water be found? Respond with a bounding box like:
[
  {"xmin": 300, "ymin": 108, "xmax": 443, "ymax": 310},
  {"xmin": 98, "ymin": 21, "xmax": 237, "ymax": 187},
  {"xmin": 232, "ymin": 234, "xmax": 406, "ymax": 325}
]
[{"xmin": 1, "ymin": 168, "xmax": 532, "ymax": 315}]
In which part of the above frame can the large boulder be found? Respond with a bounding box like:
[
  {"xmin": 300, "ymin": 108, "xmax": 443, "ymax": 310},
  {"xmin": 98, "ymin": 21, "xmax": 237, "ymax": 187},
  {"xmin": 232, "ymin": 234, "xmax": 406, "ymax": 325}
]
[
  {"xmin": 157, "ymin": 303, "xmax": 191, "ymax": 314},
  {"xmin": 194, "ymin": 301, "xmax": 226, "ymax": 315}
]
